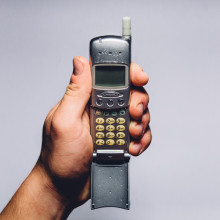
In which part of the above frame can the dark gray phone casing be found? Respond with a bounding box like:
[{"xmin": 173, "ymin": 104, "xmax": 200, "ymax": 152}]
[{"xmin": 90, "ymin": 35, "xmax": 131, "ymax": 210}]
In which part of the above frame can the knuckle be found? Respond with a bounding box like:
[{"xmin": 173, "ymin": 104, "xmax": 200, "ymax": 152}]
[
  {"xmin": 129, "ymin": 121, "xmax": 144, "ymax": 139},
  {"xmin": 142, "ymin": 128, "xmax": 152, "ymax": 148},
  {"xmin": 143, "ymin": 110, "xmax": 150, "ymax": 124},
  {"xmin": 129, "ymin": 105, "xmax": 142, "ymax": 120},
  {"xmin": 65, "ymin": 83, "xmax": 80, "ymax": 96}
]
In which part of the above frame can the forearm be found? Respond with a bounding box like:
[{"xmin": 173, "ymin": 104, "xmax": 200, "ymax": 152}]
[{"xmin": 0, "ymin": 163, "xmax": 71, "ymax": 220}]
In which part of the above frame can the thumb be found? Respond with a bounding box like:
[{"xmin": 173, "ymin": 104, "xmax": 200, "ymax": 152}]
[{"xmin": 56, "ymin": 56, "xmax": 92, "ymax": 121}]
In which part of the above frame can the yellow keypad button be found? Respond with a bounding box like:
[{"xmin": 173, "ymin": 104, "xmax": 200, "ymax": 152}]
[
  {"xmin": 116, "ymin": 118, "xmax": 125, "ymax": 124},
  {"xmin": 106, "ymin": 118, "xmax": 115, "ymax": 124},
  {"xmin": 106, "ymin": 132, "xmax": 115, "ymax": 138},
  {"xmin": 96, "ymin": 118, "xmax": 104, "ymax": 124},
  {"xmin": 116, "ymin": 132, "xmax": 125, "ymax": 138},
  {"xmin": 106, "ymin": 139, "xmax": 115, "ymax": 146},
  {"xmin": 95, "ymin": 110, "xmax": 102, "ymax": 116},
  {"xmin": 96, "ymin": 132, "xmax": 105, "ymax": 138},
  {"xmin": 106, "ymin": 125, "xmax": 115, "ymax": 131},
  {"xmin": 96, "ymin": 139, "xmax": 104, "ymax": 145},
  {"xmin": 96, "ymin": 125, "xmax": 104, "ymax": 131},
  {"xmin": 116, "ymin": 139, "xmax": 125, "ymax": 145},
  {"xmin": 116, "ymin": 125, "xmax": 125, "ymax": 131}
]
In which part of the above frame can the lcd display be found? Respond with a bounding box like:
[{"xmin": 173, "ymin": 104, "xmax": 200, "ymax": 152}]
[{"xmin": 95, "ymin": 66, "xmax": 125, "ymax": 87}]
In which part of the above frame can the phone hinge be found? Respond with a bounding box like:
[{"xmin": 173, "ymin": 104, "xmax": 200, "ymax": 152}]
[{"xmin": 93, "ymin": 150, "xmax": 130, "ymax": 164}]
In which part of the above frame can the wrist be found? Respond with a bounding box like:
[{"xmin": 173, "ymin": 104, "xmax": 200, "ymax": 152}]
[
  {"xmin": 23, "ymin": 162, "xmax": 72, "ymax": 219},
  {"xmin": 0, "ymin": 161, "xmax": 73, "ymax": 220}
]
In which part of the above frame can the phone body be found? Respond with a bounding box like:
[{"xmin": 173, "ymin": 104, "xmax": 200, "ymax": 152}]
[
  {"xmin": 90, "ymin": 18, "xmax": 131, "ymax": 209},
  {"xmin": 90, "ymin": 36, "xmax": 131, "ymax": 154}
]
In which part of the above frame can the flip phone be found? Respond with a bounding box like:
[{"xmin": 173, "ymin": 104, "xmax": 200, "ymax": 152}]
[{"xmin": 90, "ymin": 17, "xmax": 131, "ymax": 209}]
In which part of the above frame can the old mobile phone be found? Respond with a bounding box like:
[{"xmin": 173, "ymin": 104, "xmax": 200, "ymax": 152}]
[{"xmin": 90, "ymin": 17, "xmax": 131, "ymax": 209}]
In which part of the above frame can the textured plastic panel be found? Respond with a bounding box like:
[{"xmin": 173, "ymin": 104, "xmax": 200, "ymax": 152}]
[
  {"xmin": 91, "ymin": 162, "xmax": 129, "ymax": 209},
  {"xmin": 90, "ymin": 36, "xmax": 130, "ymax": 65}
]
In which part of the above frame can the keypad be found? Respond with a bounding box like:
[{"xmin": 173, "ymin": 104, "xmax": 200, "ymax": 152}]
[
  {"xmin": 106, "ymin": 118, "xmax": 115, "ymax": 124},
  {"xmin": 106, "ymin": 125, "xmax": 115, "ymax": 131},
  {"xmin": 116, "ymin": 118, "xmax": 125, "ymax": 124},
  {"xmin": 106, "ymin": 132, "xmax": 115, "ymax": 138},
  {"xmin": 96, "ymin": 125, "xmax": 104, "ymax": 131},
  {"xmin": 96, "ymin": 118, "xmax": 104, "ymax": 124},
  {"xmin": 94, "ymin": 108, "xmax": 127, "ymax": 147},
  {"xmin": 116, "ymin": 132, "xmax": 125, "ymax": 138},
  {"xmin": 106, "ymin": 139, "xmax": 115, "ymax": 145},
  {"xmin": 116, "ymin": 139, "xmax": 125, "ymax": 145},
  {"xmin": 116, "ymin": 125, "xmax": 125, "ymax": 131},
  {"xmin": 96, "ymin": 132, "xmax": 105, "ymax": 138},
  {"xmin": 96, "ymin": 139, "xmax": 104, "ymax": 145}
]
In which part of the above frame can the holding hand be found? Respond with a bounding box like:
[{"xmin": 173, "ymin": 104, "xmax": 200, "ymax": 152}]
[
  {"xmin": 39, "ymin": 56, "xmax": 151, "ymax": 208},
  {"xmin": 0, "ymin": 56, "xmax": 151, "ymax": 220}
]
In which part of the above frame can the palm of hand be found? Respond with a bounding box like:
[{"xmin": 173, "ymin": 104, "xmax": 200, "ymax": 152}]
[{"xmin": 41, "ymin": 101, "xmax": 92, "ymax": 205}]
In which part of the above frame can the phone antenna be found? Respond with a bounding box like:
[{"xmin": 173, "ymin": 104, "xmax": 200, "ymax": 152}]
[{"xmin": 122, "ymin": 17, "xmax": 131, "ymax": 37}]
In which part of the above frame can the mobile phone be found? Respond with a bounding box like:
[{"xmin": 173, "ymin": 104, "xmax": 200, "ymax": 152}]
[{"xmin": 90, "ymin": 17, "xmax": 131, "ymax": 209}]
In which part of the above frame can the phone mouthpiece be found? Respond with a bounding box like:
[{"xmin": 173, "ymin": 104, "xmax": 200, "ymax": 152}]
[{"xmin": 122, "ymin": 17, "xmax": 131, "ymax": 36}]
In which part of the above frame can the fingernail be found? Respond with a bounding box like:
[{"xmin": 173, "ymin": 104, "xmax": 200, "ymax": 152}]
[
  {"xmin": 137, "ymin": 103, "xmax": 144, "ymax": 114},
  {"xmin": 133, "ymin": 143, "xmax": 142, "ymax": 155},
  {"xmin": 74, "ymin": 58, "xmax": 84, "ymax": 75}
]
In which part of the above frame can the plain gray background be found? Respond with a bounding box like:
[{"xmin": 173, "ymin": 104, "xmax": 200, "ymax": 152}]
[{"xmin": 0, "ymin": 0, "xmax": 220, "ymax": 219}]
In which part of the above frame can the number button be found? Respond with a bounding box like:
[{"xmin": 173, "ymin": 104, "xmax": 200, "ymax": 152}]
[
  {"xmin": 96, "ymin": 118, "xmax": 104, "ymax": 124},
  {"xmin": 96, "ymin": 139, "xmax": 104, "ymax": 145},
  {"xmin": 106, "ymin": 139, "xmax": 115, "ymax": 146},
  {"xmin": 106, "ymin": 132, "xmax": 115, "ymax": 138},
  {"xmin": 116, "ymin": 139, "xmax": 125, "ymax": 145},
  {"xmin": 106, "ymin": 125, "xmax": 115, "ymax": 131},
  {"xmin": 106, "ymin": 118, "xmax": 115, "ymax": 124},
  {"xmin": 116, "ymin": 132, "xmax": 125, "ymax": 138},
  {"xmin": 96, "ymin": 132, "xmax": 105, "ymax": 138},
  {"xmin": 116, "ymin": 125, "xmax": 125, "ymax": 131},
  {"xmin": 116, "ymin": 118, "xmax": 125, "ymax": 124},
  {"xmin": 96, "ymin": 125, "xmax": 104, "ymax": 131}
]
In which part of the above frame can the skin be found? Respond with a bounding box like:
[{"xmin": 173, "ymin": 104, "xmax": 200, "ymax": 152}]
[{"xmin": 0, "ymin": 56, "xmax": 152, "ymax": 220}]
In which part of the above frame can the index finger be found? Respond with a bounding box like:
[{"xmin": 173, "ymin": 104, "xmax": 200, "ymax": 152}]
[{"xmin": 130, "ymin": 62, "xmax": 149, "ymax": 86}]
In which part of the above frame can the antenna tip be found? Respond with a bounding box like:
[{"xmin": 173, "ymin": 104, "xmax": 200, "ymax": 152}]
[{"xmin": 122, "ymin": 17, "xmax": 131, "ymax": 36}]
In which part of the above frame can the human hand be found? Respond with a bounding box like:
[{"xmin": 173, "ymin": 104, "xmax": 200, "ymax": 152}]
[
  {"xmin": 38, "ymin": 56, "xmax": 152, "ymax": 214},
  {"xmin": 0, "ymin": 56, "xmax": 151, "ymax": 220}
]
